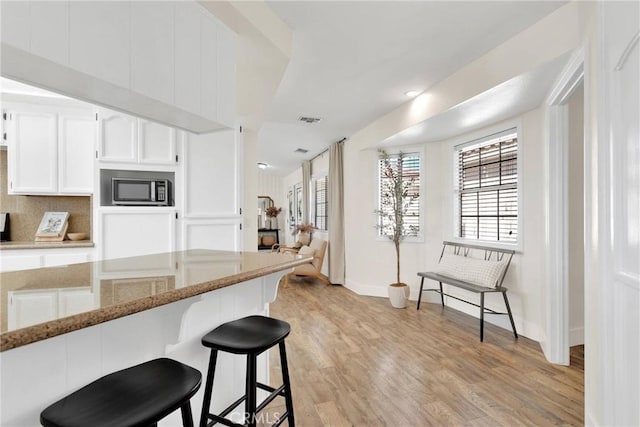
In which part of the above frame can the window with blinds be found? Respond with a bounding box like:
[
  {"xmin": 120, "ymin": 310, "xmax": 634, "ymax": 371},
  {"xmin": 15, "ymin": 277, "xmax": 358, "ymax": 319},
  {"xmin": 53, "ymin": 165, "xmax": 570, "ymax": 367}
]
[
  {"xmin": 378, "ymin": 152, "xmax": 421, "ymax": 238},
  {"xmin": 314, "ymin": 176, "xmax": 328, "ymax": 230},
  {"xmin": 455, "ymin": 129, "xmax": 518, "ymax": 243}
]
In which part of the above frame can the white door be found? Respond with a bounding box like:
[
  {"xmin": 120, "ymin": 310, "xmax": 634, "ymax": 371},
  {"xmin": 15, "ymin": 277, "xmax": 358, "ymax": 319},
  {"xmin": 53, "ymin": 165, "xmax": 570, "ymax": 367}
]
[
  {"xmin": 7, "ymin": 109, "xmax": 58, "ymax": 194},
  {"xmin": 97, "ymin": 109, "xmax": 137, "ymax": 163},
  {"xmin": 59, "ymin": 112, "xmax": 96, "ymax": 194},
  {"xmin": 138, "ymin": 120, "xmax": 177, "ymax": 165},
  {"xmin": 585, "ymin": 2, "xmax": 639, "ymax": 425}
]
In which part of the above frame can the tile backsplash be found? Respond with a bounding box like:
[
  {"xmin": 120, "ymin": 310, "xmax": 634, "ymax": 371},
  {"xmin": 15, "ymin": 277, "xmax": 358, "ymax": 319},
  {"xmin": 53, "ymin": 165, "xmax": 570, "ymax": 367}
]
[{"xmin": 0, "ymin": 151, "xmax": 92, "ymax": 241}]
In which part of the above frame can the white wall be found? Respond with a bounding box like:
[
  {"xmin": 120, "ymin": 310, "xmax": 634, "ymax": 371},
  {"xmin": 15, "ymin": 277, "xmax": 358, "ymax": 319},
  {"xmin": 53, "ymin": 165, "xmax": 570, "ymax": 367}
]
[
  {"xmin": 341, "ymin": 2, "xmax": 589, "ymax": 342},
  {"xmin": 344, "ymin": 109, "xmax": 547, "ymax": 340}
]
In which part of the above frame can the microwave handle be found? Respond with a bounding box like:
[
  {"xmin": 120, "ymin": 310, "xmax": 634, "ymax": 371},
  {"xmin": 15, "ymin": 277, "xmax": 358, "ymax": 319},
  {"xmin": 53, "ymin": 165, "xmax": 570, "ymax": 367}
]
[{"xmin": 151, "ymin": 181, "xmax": 156, "ymax": 202}]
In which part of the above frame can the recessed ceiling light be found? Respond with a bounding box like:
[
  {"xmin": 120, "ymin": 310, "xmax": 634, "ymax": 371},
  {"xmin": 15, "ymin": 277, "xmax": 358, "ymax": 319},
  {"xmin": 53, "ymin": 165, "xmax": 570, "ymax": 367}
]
[
  {"xmin": 257, "ymin": 162, "xmax": 268, "ymax": 169},
  {"xmin": 405, "ymin": 90, "xmax": 421, "ymax": 97}
]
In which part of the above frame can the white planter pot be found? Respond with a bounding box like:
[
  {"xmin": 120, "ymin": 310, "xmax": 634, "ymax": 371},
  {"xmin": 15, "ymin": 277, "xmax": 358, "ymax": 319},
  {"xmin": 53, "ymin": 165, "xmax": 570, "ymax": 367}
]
[{"xmin": 388, "ymin": 284, "xmax": 410, "ymax": 308}]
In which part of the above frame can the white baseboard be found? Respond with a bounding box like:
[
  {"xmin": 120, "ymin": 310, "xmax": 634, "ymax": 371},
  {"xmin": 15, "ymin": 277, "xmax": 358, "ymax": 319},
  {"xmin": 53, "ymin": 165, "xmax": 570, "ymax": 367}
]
[
  {"xmin": 569, "ymin": 326, "xmax": 585, "ymax": 346},
  {"xmin": 343, "ymin": 280, "xmax": 542, "ymax": 342},
  {"xmin": 585, "ymin": 411, "xmax": 597, "ymax": 427}
]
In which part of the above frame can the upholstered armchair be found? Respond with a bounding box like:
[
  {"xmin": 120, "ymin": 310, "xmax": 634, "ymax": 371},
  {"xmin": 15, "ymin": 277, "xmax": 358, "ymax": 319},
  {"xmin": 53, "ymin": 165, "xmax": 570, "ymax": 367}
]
[{"xmin": 282, "ymin": 238, "xmax": 331, "ymax": 287}]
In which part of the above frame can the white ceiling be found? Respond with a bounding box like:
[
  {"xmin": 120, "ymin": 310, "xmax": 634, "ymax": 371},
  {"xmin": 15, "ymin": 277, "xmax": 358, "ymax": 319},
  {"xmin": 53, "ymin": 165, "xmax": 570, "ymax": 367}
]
[{"xmin": 259, "ymin": 1, "xmax": 567, "ymax": 175}]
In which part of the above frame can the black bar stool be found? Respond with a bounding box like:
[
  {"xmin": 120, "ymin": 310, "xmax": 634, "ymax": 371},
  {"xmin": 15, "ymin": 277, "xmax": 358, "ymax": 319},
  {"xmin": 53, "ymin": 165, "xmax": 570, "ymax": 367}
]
[
  {"xmin": 40, "ymin": 358, "xmax": 202, "ymax": 427},
  {"xmin": 199, "ymin": 315, "xmax": 295, "ymax": 427}
]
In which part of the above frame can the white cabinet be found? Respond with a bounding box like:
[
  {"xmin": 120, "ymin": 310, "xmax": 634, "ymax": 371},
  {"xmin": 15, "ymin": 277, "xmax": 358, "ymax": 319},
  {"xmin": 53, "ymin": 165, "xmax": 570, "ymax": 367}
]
[
  {"xmin": 201, "ymin": 13, "xmax": 218, "ymax": 122},
  {"xmin": 98, "ymin": 208, "xmax": 176, "ymax": 261},
  {"xmin": 59, "ymin": 112, "xmax": 96, "ymax": 194},
  {"xmin": 30, "ymin": 1, "xmax": 69, "ymax": 66},
  {"xmin": 69, "ymin": 1, "xmax": 130, "ymax": 89},
  {"xmin": 138, "ymin": 120, "xmax": 177, "ymax": 164},
  {"xmin": 6, "ymin": 108, "xmax": 58, "ymax": 194},
  {"xmin": 130, "ymin": 1, "xmax": 174, "ymax": 105},
  {"xmin": 0, "ymin": 247, "xmax": 94, "ymax": 273},
  {"xmin": 216, "ymin": 23, "xmax": 237, "ymax": 128},
  {"xmin": 97, "ymin": 109, "xmax": 137, "ymax": 163},
  {"xmin": 180, "ymin": 128, "xmax": 242, "ymax": 251},
  {"xmin": 98, "ymin": 109, "xmax": 177, "ymax": 165},
  {"xmin": 8, "ymin": 290, "xmax": 58, "ymax": 330},
  {"xmin": 0, "ymin": 0, "xmax": 29, "ymax": 51},
  {"xmin": 174, "ymin": 2, "xmax": 202, "ymax": 115},
  {"xmin": 183, "ymin": 128, "xmax": 240, "ymax": 217},
  {"xmin": 5, "ymin": 104, "xmax": 95, "ymax": 195},
  {"xmin": 8, "ymin": 287, "xmax": 95, "ymax": 330}
]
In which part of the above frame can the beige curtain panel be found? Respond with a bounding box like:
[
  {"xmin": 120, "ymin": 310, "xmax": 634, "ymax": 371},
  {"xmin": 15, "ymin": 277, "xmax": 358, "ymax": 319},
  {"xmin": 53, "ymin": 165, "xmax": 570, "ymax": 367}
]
[{"xmin": 328, "ymin": 141, "xmax": 345, "ymax": 284}]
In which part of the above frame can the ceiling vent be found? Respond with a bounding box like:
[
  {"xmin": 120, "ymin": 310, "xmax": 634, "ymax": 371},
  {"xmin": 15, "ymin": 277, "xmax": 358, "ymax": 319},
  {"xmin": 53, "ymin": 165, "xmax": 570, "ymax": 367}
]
[
  {"xmin": 294, "ymin": 148, "xmax": 309, "ymax": 154},
  {"xmin": 298, "ymin": 116, "xmax": 322, "ymax": 124}
]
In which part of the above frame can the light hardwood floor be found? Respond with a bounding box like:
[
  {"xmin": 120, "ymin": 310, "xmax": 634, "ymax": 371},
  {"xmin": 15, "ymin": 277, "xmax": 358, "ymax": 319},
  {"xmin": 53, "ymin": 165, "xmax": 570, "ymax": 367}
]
[{"xmin": 263, "ymin": 277, "xmax": 584, "ymax": 426}]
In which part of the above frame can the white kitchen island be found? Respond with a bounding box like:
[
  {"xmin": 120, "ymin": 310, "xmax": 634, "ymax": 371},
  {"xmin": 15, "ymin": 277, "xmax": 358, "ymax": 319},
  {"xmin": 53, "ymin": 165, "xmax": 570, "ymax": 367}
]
[{"xmin": 0, "ymin": 250, "xmax": 310, "ymax": 426}]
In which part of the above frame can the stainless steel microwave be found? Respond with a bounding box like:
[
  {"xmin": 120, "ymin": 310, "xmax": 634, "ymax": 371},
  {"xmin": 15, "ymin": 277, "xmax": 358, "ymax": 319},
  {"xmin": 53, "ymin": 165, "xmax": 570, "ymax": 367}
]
[{"xmin": 112, "ymin": 178, "xmax": 170, "ymax": 206}]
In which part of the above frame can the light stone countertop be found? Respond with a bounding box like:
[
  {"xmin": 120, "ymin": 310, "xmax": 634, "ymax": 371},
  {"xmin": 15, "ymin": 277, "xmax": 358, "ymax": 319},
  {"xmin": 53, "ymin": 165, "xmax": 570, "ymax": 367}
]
[{"xmin": 0, "ymin": 250, "xmax": 312, "ymax": 351}]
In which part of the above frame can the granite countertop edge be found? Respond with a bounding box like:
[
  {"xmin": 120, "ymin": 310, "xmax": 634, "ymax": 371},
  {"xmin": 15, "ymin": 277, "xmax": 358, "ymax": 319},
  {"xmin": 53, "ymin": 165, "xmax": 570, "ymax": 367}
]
[
  {"xmin": 0, "ymin": 241, "xmax": 95, "ymax": 250},
  {"xmin": 0, "ymin": 255, "xmax": 312, "ymax": 352}
]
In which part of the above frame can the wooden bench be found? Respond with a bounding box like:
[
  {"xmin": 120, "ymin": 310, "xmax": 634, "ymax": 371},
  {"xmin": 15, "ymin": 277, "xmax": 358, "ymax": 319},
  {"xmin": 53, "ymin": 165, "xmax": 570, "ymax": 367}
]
[{"xmin": 417, "ymin": 241, "xmax": 518, "ymax": 342}]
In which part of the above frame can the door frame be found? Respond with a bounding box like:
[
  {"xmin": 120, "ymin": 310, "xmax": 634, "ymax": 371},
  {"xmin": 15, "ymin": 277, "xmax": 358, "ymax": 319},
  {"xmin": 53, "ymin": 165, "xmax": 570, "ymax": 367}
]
[{"xmin": 543, "ymin": 47, "xmax": 584, "ymax": 365}]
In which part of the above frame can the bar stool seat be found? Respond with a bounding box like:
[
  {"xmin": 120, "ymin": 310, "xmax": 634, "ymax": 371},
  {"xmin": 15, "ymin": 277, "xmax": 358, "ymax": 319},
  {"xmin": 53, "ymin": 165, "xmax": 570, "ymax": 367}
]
[
  {"xmin": 200, "ymin": 315, "xmax": 295, "ymax": 427},
  {"xmin": 41, "ymin": 358, "xmax": 202, "ymax": 427}
]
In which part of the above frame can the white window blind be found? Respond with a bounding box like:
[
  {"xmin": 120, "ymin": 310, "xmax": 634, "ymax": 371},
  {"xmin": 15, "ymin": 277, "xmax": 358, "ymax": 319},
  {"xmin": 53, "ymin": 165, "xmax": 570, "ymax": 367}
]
[
  {"xmin": 314, "ymin": 176, "xmax": 328, "ymax": 231},
  {"xmin": 456, "ymin": 129, "xmax": 518, "ymax": 243},
  {"xmin": 378, "ymin": 152, "xmax": 421, "ymax": 237}
]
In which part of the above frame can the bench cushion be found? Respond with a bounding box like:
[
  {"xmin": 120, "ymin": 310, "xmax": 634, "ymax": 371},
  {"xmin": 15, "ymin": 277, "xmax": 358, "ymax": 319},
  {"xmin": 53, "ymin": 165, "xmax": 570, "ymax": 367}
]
[{"xmin": 433, "ymin": 253, "xmax": 507, "ymax": 288}]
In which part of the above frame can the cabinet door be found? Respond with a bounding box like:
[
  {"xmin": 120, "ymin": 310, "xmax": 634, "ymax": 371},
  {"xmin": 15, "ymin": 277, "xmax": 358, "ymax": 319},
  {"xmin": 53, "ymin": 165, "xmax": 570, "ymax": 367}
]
[
  {"xmin": 98, "ymin": 109, "xmax": 137, "ymax": 163},
  {"xmin": 182, "ymin": 221, "xmax": 241, "ymax": 251},
  {"xmin": 0, "ymin": 0, "xmax": 29, "ymax": 51},
  {"xmin": 183, "ymin": 129, "xmax": 239, "ymax": 217},
  {"xmin": 30, "ymin": 1, "xmax": 69, "ymax": 66},
  {"xmin": 8, "ymin": 290, "xmax": 58, "ymax": 330},
  {"xmin": 69, "ymin": 1, "xmax": 130, "ymax": 89},
  {"xmin": 99, "ymin": 209, "xmax": 176, "ymax": 261},
  {"xmin": 59, "ymin": 288, "xmax": 95, "ymax": 317},
  {"xmin": 217, "ymin": 23, "xmax": 237, "ymax": 128},
  {"xmin": 200, "ymin": 14, "xmax": 218, "ymax": 121},
  {"xmin": 174, "ymin": 2, "xmax": 202, "ymax": 115},
  {"xmin": 59, "ymin": 113, "xmax": 96, "ymax": 194},
  {"xmin": 130, "ymin": 1, "xmax": 174, "ymax": 105},
  {"xmin": 138, "ymin": 120, "xmax": 177, "ymax": 165},
  {"xmin": 7, "ymin": 109, "xmax": 58, "ymax": 194}
]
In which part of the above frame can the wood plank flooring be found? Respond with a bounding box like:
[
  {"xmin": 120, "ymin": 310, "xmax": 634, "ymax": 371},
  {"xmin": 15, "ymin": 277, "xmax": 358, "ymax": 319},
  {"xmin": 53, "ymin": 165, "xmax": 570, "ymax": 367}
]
[{"xmin": 263, "ymin": 278, "xmax": 584, "ymax": 426}]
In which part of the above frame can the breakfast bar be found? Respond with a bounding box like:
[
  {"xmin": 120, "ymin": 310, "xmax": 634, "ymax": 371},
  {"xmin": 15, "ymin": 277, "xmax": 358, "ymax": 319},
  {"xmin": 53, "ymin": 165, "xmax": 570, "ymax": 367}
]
[{"xmin": 0, "ymin": 250, "xmax": 311, "ymax": 426}]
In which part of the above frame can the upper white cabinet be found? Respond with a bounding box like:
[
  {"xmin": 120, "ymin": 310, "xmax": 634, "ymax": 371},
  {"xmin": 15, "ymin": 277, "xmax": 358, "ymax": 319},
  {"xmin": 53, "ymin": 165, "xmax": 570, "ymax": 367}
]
[
  {"xmin": 6, "ymin": 108, "xmax": 58, "ymax": 194},
  {"xmin": 59, "ymin": 113, "xmax": 96, "ymax": 194},
  {"xmin": 69, "ymin": 1, "xmax": 131, "ymax": 89},
  {"xmin": 98, "ymin": 108, "xmax": 177, "ymax": 165},
  {"xmin": 0, "ymin": 0, "xmax": 29, "ymax": 51},
  {"xmin": 130, "ymin": 1, "xmax": 174, "ymax": 105},
  {"xmin": 216, "ymin": 23, "xmax": 237, "ymax": 128},
  {"xmin": 6, "ymin": 104, "xmax": 95, "ymax": 195},
  {"xmin": 0, "ymin": 1, "xmax": 236, "ymax": 132},
  {"xmin": 174, "ymin": 2, "xmax": 201, "ymax": 115},
  {"xmin": 30, "ymin": 1, "xmax": 69, "ymax": 66},
  {"xmin": 97, "ymin": 109, "xmax": 137, "ymax": 163}
]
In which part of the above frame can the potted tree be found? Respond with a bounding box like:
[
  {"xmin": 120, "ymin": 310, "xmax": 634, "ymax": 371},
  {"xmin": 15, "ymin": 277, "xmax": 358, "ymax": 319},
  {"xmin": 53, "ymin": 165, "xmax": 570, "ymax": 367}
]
[{"xmin": 375, "ymin": 150, "xmax": 420, "ymax": 308}]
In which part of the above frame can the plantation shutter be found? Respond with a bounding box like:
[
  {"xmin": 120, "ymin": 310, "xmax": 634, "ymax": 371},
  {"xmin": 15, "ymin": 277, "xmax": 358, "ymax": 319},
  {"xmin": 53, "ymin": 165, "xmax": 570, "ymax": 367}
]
[
  {"xmin": 456, "ymin": 129, "xmax": 518, "ymax": 243},
  {"xmin": 378, "ymin": 153, "xmax": 421, "ymax": 237},
  {"xmin": 314, "ymin": 176, "xmax": 328, "ymax": 230}
]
